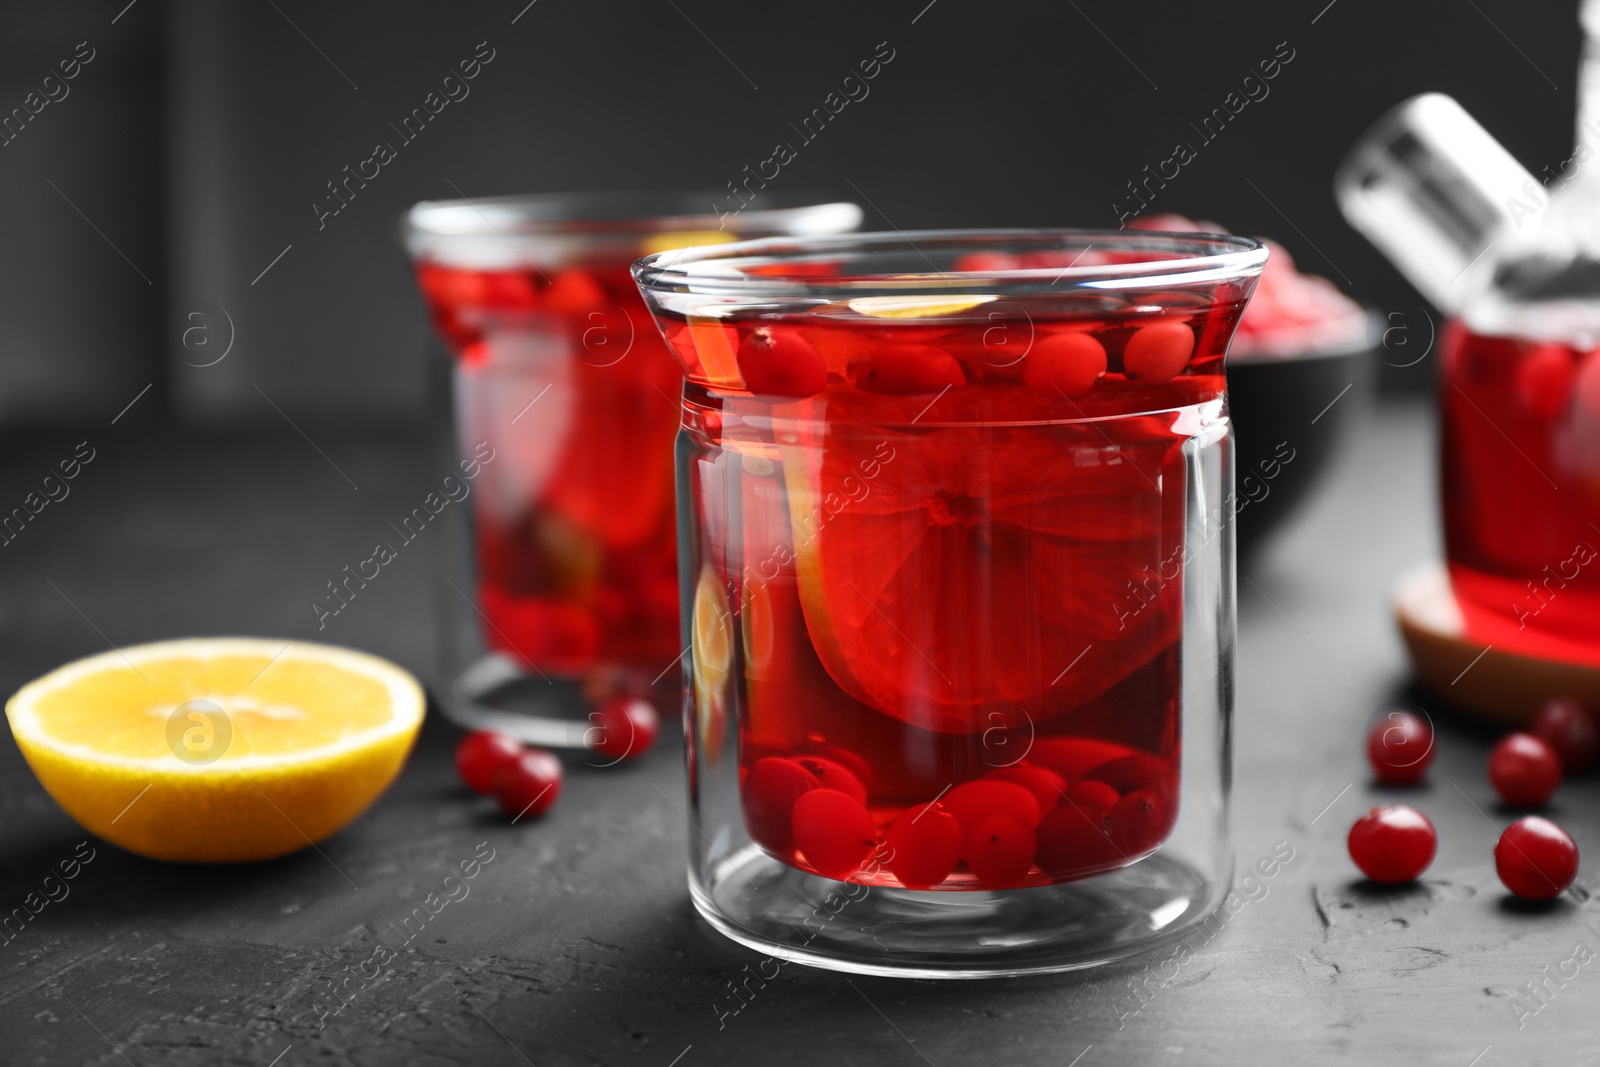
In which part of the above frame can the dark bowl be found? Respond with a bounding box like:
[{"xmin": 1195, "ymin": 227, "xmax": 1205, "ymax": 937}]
[{"xmin": 1225, "ymin": 320, "xmax": 1379, "ymax": 557}]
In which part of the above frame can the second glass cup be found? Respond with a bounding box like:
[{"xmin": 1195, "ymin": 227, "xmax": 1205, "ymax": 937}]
[
  {"xmin": 635, "ymin": 229, "xmax": 1267, "ymax": 975},
  {"xmin": 403, "ymin": 193, "xmax": 861, "ymax": 742}
]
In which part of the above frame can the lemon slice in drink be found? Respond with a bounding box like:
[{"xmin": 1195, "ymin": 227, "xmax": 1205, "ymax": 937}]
[
  {"xmin": 5, "ymin": 638, "xmax": 424, "ymax": 862},
  {"xmin": 691, "ymin": 569, "xmax": 733, "ymax": 762},
  {"xmin": 641, "ymin": 230, "xmax": 738, "ymax": 257},
  {"xmin": 846, "ymin": 295, "xmax": 997, "ymax": 319}
]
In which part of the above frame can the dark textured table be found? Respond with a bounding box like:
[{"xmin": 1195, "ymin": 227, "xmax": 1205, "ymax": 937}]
[{"xmin": 2, "ymin": 399, "xmax": 1597, "ymax": 1066}]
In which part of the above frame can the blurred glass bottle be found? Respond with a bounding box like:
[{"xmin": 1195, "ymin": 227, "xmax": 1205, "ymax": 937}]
[{"xmin": 1337, "ymin": 1, "xmax": 1600, "ymax": 664}]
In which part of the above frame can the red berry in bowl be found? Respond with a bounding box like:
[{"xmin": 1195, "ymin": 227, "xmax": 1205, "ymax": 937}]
[
  {"xmin": 964, "ymin": 815, "xmax": 1037, "ymax": 889},
  {"xmin": 1495, "ymin": 816, "xmax": 1579, "ymax": 900},
  {"xmin": 1531, "ymin": 697, "xmax": 1600, "ymax": 773},
  {"xmin": 586, "ymin": 696, "xmax": 660, "ymax": 761},
  {"xmin": 791, "ymin": 789, "xmax": 877, "ymax": 880},
  {"xmin": 1489, "ymin": 733, "xmax": 1563, "ymax": 808},
  {"xmin": 1347, "ymin": 805, "xmax": 1436, "ymax": 884},
  {"xmin": 491, "ymin": 748, "xmax": 563, "ymax": 820},
  {"xmin": 456, "ymin": 731, "xmax": 523, "ymax": 795},
  {"xmin": 885, "ymin": 802, "xmax": 962, "ymax": 889},
  {"xmin": 1366, "ymin": 709, "xmax": 1435, "ymax": 785},
  {"xmin": 737, "ymin": 326, "xmax": 827, "ymax": 398}
]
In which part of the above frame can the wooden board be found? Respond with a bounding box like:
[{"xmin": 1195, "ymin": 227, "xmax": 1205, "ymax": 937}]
[{"xmin": 1395, "ymin": 561, "xmax": 1600, "ymax": 726}]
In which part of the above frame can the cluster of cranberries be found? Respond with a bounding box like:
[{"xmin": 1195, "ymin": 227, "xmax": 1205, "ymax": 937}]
[
  {"xmin": 745, "ymin": 749, "xmax": 1173, "ymax": 890},
  {"xmin": 734, "ymin": 316, "xmax": 1199, "ymax": 402},
  {"xmin": 453, "ymin": 696, "xmax": 660, "ymax": 820},
  {"xmin": 1349, "ymin": 698, "xmax": 1591, "ymax": 900}
]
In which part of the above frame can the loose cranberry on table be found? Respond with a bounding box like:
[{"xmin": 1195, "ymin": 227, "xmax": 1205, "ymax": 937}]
[
  {"xmin": 587, "ymin": 696, "xmax": 661, "ymax": 761},
  {"xmin": 1365, "ymin": 708, "xmax": 1435, "ymax": 784},
  {"xmin": 456, "ymin": 730, "xmax": 524, "ymax": 795},
  {"xmin": 491, "ymin": 748, "xmax": 563, "ymax": 820},
  {"xmin": 1488, "ymin": 733, "xmax": 1563, "ymax": 808},
  {"xmin": 1531, "ymin": 697, "xmax": 1600, "ymax": 773},
  {"xmin": 1495, "ymin": 816, "xmax": 1579, "ymax": 900},
  {"xmin": 1347, "ymin": 805, "xmax": 1436, "ymax": 884}
]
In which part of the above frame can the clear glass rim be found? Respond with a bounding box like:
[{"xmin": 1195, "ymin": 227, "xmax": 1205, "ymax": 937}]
[
  {"xmin": 632, "ymin": 228, "xmax": 1269, "ymax": 297},
  {"xmin": 405, "ymin": 191, "xmax": 861, "ymax": 240}
]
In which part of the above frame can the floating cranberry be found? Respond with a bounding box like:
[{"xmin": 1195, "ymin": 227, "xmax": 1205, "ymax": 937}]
[
  {"xmin": 1514, "ymin": 344, "xmax": 1576, "ymax": 420},
  {"xmin": 744, "ymin": 757, "xmax": 819, "ymax": 852},
  {"xmin": 791, "ymin": 789, "xmax": 877, "ymax": 879},
  {"xmin": 1027, "ymin": 738, "xmax": 1134, "ymax": 782},
  {"xmin": 1109, "ymin": 789, "xmax": 1171, "ymax": 855},
  {"xmin": 491, "ymin": 748, "xmax": 563, "ymax": 820},
  {"xmin": 1066, "ymin": 779, "xmax": 1121, "ymax": 812},
  {"xmin": 1365, "ymin": 709, "xmax": 1435, "ymax": 785},
  {"xmin": 885, "ymin": 802, "xmax": 963, "ymax": 889},
  {"xmin": 1083, "ymin": 753, "xmax": 1171, "ymax": 797},
  {"xmin": 1123, "ymin": 321, "xmax": 1194, "ymax": 381},
  {"xmin": 1035, "ymin": 801, "xmax": 1119, "ymax": 874},
  {"xmin": 851, "ymin": 343, "xmax": 965, "ymax": 395},
  {"xmin": 1531, "ymin": 698, "xmax": 1600, "ymax": 773},
  {"xmin": 983, "ymin": 764, "xmax": 1066, "ymax": 813},
  {"xmin": 586, "ymin": 696, "xmax": 660, "ymax": 761},
  {"xmin": 942, "ymin": 780, "xmax": 1042, "ymax": 859},
  {"xmin": 1023, "ymin": 332, "xmax": 1107, "ymax": 396},
  {"xmin": 964, "ymin": 815, "xmax": 1037, "ymax": 889},
  {"xmin": 1489, "ymin": 733, "xmax": 1563, "ymax": 808},
  {"xmin": 1496, "ymin": 816, "xmax": 1579, "ymax": 900},
  {"xmin": 455, "ymin": 731, "xmax": 523, "ymax": 795},
  {"xmin": 792, "ymin": 755, "xmax": 868, "ymax": 806},
  {"xmin": 1346, "ymin": 805, "xmax": 1436, "ymax": 884},
  {"xmin": 737, "ymin": 327, "xmax": 827, "ymax": 398}
]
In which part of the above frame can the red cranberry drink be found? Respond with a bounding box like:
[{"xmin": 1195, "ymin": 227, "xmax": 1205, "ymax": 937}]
[
  {"xmin": 406, "ymin": 195, "xmax": 861, "ymax": 705},
  {"xmin": 415, "ymin": 255, "xmax": 684, "ymax": 678},
  {"xmin": 639, "ymin": 231, "xmax": 1265, "ymax": 892},
  {"xmin": 1440, "ymin": 315, "xmax": 1600, "ymax": 663}
]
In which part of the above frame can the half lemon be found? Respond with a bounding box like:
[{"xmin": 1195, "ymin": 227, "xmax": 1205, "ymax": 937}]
[{"xmin": 5, "ymin": 637, "xmax": 425, "ymax": 862}]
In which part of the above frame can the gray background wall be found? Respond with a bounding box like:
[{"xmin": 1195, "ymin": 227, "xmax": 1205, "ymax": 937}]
[{"xmin": 0, "ymin": 0, "xmax": 1585, "ymax": 427}]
